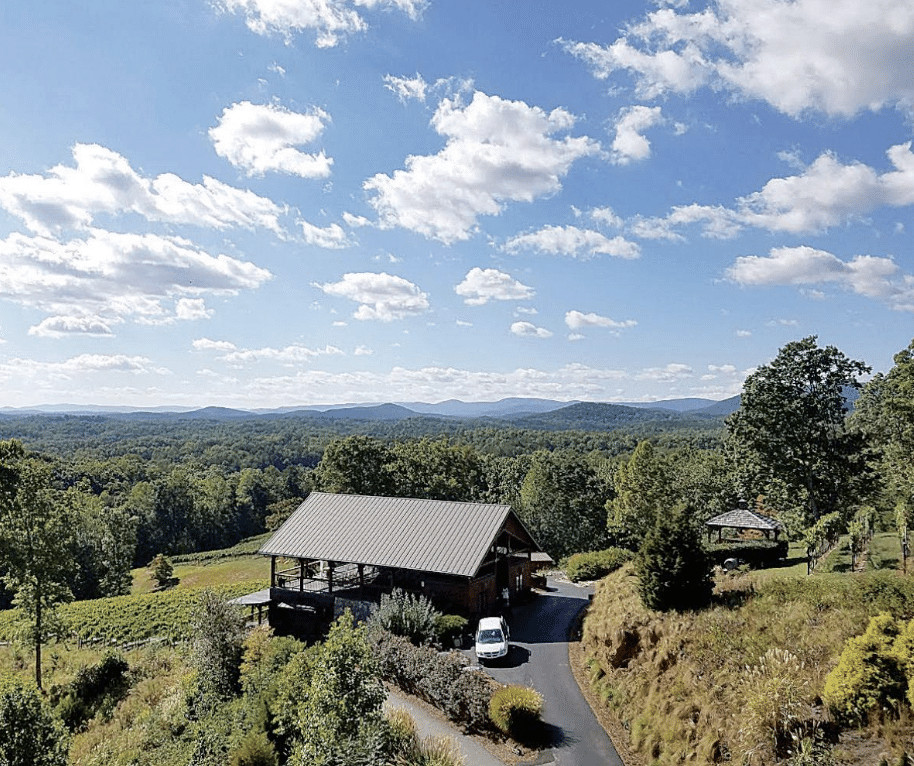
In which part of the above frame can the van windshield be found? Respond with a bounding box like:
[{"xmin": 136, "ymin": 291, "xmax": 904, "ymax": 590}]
[{"xmin": 477, "ymin": 629, "xmax": 504, "ymax": 644}]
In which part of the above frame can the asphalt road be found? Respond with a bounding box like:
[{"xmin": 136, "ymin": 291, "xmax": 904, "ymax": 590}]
[{"xmin": 472, "ymin": 577, "xmax": 625, "ymax": 766}]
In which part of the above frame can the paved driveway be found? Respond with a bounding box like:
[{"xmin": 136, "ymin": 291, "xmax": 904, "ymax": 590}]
[{"xmin": 471, "ymin": 577, "xmax": 624, "ymax": 766}]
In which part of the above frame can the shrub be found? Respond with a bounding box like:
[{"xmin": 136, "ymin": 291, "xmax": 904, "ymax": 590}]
[
  {"xmin": 190, "ymin": 590, "xmax": 247, "ymax": 707},
  {"xmin": 229, "ymin": 730, "xmax": 277, "ymax": 766},
  {"xmin": 488, "ymin": 685, "xmax": 543, "ymax": 742},
  {"xmin": 823, "ymin": 613, "xmax": 908, "ymax": 725},
  {"xmin": 706, "ymin": 539, "xmax": 789, "ymax": 568},
  {"xmin": 0, "ymin": 674, "xmax": 69, "ymax": 766},
  {"xmin": 434, "ymin": 614, "xmax": 468, "ymax": 646},
  {"xmin": 369, "ymin": 628, "xmax": 494, "ymax": 733},
  {"xmin": 565, "ymin": 547, "xmax": 634, "ymax": 582},
  {"xmin": 369, "ymin": 589, "xmax": 441, "ymax": 645},
  {"xmin": 54, "ymin": 651, "xmax": 131, "ymax": 730}
]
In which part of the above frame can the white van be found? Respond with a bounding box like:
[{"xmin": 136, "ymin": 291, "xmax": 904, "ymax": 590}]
[{"xmin": 474, "ymin": 616, "xmax": 509, "ymax": 663}]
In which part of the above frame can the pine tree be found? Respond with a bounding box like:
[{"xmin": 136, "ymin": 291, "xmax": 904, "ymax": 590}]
[{"xmin": 635, "ymin": 505, "xmax": 713, "ymax": 612}]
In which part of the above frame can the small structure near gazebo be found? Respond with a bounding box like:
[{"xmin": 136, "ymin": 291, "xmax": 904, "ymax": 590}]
[{"xmin": 705, "ymin": 501, "xmax": 785, "ymax": 543}]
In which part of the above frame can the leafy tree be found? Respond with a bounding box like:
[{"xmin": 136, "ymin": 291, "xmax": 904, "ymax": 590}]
[
  {"xmin": 0, "ymin": 440, "xmax": 74, "ymax": 689},
  {"xmin": 635, "ymin": 504, "xmax": 713, "ymax": 612},
  {"xmin": 852, "ymin": 337, "xmax": 914, "ymax": 526},
  {"xmin": 386, "ymin": 438, "xmax": 488, "ymax": 501},
  {"xmin": 148, "ymin": 553, "xmax": 174, "ymax": 589},
  {"xmin": 606, "ymin": 441, "xmax": 670, "ymax": 546},
  {"xmin": 279, "ymin": 611, "xmax": 386, "ymax": 766},
  {"xmin": 68, "ymin": 489, "xmax": 137, "ymax": 599},
  {"xmin": 726, "ymin": 336, "xmax": 871, "ymax": 527},
  {"xmin": 312, "ymin": 436, "xmax": 394, "ymax": 496},
  {"xmin": 0, "ymin": 673, "xmax": 69, "ymax": 766},
  {"xmin": 519, "ymin": 449, "xmax": 610, "ymax": 560},
  {"xmin": 190, "ymin": 590, "xmax": 246, "ymax": 708}
]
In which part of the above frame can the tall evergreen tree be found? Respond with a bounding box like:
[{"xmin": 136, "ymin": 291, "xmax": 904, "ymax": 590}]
[{"xmin": 635, "ymin": 504, "xmax": 712, "ymax": 612}]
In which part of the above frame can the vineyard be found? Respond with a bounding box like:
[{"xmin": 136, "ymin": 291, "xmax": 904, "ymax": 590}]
[{"xmin": 0, "ymin": 580, "xmax": 267, "ymax": 645}]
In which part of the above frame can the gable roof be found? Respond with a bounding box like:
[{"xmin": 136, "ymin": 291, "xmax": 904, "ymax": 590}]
[
  {"xmin": 259, "ymin": 492, "xmax": 538, "ymax": 578},
  {"xmin": 705, "ymin": 507, "xmax": 785, "ymax": 532}
]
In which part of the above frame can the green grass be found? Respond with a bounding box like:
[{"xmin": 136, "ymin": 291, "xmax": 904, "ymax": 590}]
[{"xmin": 131, "ymin": 534, "xmax": 272, "ymax": 595}]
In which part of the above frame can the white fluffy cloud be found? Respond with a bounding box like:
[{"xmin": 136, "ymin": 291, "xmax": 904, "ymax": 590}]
[
  {"xmin": 365, "ymin": 91, "xmax": 600, "ymax": 243},
  {"xmin": 0, "ymin": 353, "xmax": 167, "ymax": 379},
  {"xmin": 610, "ymin": 105, "xmax": 664, "ymax": 164},
  {"xmin": 454, "ymin": 268, "xmax": 535, "ymax": 305},
  {"xmin": 193, "ymin": 338, "xmax": 238, "ymax": 352},
  {"xmin": 314, "ymin": 272, "xmax": 429, "ymax": 320},
  {"xmin": 216, "ymin": 0, "xmax": 426, "ymax": 47},
  {"xmin": 636, "ymin": 363, "xmax": 694, "ymax": 382},
  {"xmin": 504, "ymin": 224, "xmax": 640, "ymax": 259},
  {"xmin": 561, "ymin": 0, "xmax": 914, "ymax": 117},
  {"xmin": 511, "ymin": 321, "xmax": 553, "ymax": 338},
  {"xmin": 726, "ymin": 245, "xmax": 914, "ymax": 310},
  {"xmin": 383, "ymin": 73, "xmax": 428, "ymax": 102},
  {"xmin": 0, "ymin": 230, "xmax": 272, "ymax": 336},
  {"xmin": 0, "ymin": 143, "xmax": 285, "ymax": 236},
  {"xmin": 634, "ymin": 143, "xmax": 914, "ymax": 239},
  {"xmin": 218, "ymin": 343, "xmax": 345, "ymax": 364},
  {"xmin": 209, "ymin": 101, "xmax": 332, "ymax": 178},
  {"xmin": 300, "ymin": 220, "xmax": 353, "ymax": 248},
  {"xmin": 565, "ymin": 310, "xmax": 637, "ymax": 331}
]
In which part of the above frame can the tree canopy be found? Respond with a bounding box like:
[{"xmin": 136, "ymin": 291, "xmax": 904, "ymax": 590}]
[{"xmin": 726, "ymin": 336, "xmax": 872, "ymax": 529}]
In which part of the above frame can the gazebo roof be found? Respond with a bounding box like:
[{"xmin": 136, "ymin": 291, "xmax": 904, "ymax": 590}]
[{"xmin": 705, "ymin": 507, "xmax": 785, "ymax": 532}]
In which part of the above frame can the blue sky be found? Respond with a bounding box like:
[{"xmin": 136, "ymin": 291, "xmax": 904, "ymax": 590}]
[{"xmin": 0, "ymin": 0, "xmax": 912, "ymax": 408}]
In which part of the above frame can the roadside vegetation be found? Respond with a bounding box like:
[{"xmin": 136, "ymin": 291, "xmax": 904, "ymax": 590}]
[{"xmin": 583, "ymin": 560, "xmax": 914, "ymax": 765}]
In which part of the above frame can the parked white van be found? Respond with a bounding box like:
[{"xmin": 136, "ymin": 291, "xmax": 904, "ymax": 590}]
[{"xmin": 474, "ymin": 616, "xmax": 509, "ymax": 663}]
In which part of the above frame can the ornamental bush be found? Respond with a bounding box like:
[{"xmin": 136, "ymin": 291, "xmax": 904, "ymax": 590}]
[
  {"xmin": 565, "ymin": 547, "xmax": 633, "ymax": 582},
  {"xmin": 0, "ymin": 674, "xmax": 69, "ymax": 766},
  {"xmin": 368, "ymin": 588, "xmax": 440, "ymax": 645},
  {"xmin": 822, "ymin": 613, "xmax": 908, "ymax": 725},
  {"xmin": 368, "ymin": 628, "xmax": 493, "ymax": 733},
  {"xmin": 488, "ymin": 685, "xmax": 543, "ymax": 743},
  {"xmin": 434, "ymin": 614, "xmax": 468, "ymax": 646}
]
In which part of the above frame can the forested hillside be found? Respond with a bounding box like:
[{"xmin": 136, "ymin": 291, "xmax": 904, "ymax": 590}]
[{"xmin": 1, "ymin": 336, "xmax": 914, "ymax": 765}]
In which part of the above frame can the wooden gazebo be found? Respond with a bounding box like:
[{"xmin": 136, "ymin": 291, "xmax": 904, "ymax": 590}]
[{"xmin": 705, "ymin": 501, "xmax": 785, "ymax": 542}]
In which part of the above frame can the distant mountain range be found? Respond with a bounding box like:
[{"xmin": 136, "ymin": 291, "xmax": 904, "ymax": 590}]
[{"xmin": 0, "ymin": 396, "xmax": 742, "ymax": 427}]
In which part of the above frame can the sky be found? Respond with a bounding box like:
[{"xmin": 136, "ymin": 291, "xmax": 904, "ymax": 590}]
[{"xmin": 0, "ymin": 0, "xmax": 912, "ymax": 409}]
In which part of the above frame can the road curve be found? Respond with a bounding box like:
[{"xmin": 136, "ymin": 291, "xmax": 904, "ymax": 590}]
[{"xmin": 476, "ymin": 577, "xmax": 625, "ymax": 766}]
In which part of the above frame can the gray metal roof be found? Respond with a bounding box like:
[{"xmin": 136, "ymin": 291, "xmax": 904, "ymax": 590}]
[
  {"xmin": 259, "ymin": 492, "xmax": 522, "ymax": 578},
  {"xmin": 705, "ymin": 507, "xmax": 785, "ymax": 531}
]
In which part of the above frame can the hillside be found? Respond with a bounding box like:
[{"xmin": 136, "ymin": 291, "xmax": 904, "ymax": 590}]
[{"xmin": 581, "ymin": 548, "xmax": 914, "ymax": 766}]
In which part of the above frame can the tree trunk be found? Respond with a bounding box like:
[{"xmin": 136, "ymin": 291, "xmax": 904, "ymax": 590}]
[{"xmin": 35, "ymin": 590, "xmax": 42, "ymax": 690}]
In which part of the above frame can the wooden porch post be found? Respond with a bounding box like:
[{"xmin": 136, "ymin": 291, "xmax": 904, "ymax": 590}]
[
  {"xmin": 270, "ymin": 556, "xmax": 276, "ymax": 587},
  {"xmin": 298, "ymin": 558, "xmax": 305, "ymax": 592}
]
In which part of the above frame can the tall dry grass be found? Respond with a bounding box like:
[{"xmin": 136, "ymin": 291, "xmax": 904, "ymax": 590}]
[{"xmin": 582, "ymin": 564, "xmax": 914, "ymax": 765}]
